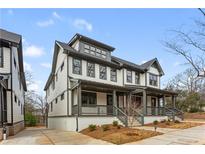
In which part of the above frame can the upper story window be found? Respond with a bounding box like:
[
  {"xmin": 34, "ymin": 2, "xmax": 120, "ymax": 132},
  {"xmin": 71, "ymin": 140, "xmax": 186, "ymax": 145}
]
[
  {"xmin": 110, "ymin": 68, "xmax": 117, "ymax": 82},
  {"xmin": 83, "ymin": 43, "xmax": 107, "ymax": 59},
  {"xmin": 50, "ymin": 102, "xmax": 53, "ymax": 112},
  {"xmin": 87, "ymin": 62, "xmax": 95, "ymax": 77},
  {"xmin": 14, "ymin": 58, "xmax": 16, "ymax": 68},
  {"xmin": 52, "ymin": 79, "xmax": 55, "ymax": 90},
  {"xmin": 73, "ymin": 58, "xmax": 81, "ymax": 75},
  {"xmin": 61, "ymin": 93, "xmax": 64, "ymax": 100},
  {"xmin": 127, "ymin": 70, "xmax": 132, "ymax": 83},
  {"xmin": 135, "ymin": 72, "xmax": 140, "ymax": 84},
  {"xmin": 0, "ymin": 47, "xmax": 3, "ymax": 67},
  {"xmin": 99, "ymin": 65, "xmax": 107, "ymax": 80},
  {"xmin": 149, "ymin": 73, "xmax": 158, "ymax": 86},
  {"xmin": 60, "ymin": 62, "xmax": 64, "ymax": 72}
]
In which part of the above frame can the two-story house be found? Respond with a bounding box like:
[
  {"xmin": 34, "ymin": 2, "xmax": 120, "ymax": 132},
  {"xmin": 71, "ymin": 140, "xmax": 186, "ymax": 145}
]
[
  {"xmin": 44, "ymin": 33, "xmax": 182, "ymax": 131},
  {"xmin": 0, "ymin": 29, "xmax": 27, "ymax": 140}
]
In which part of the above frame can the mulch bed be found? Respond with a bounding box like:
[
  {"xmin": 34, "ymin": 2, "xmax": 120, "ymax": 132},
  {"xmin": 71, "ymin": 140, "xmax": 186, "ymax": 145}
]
[
  {"xmin": 145, "ymin": 121, "xmax": 203, "ymax": 129},
  {"xmin": 80, "ymin": 124, "xmax": 162, "ymax": 144},
  {"xmin": 184, "ymin": 112, "xmax": 205, "ymax": 120}
]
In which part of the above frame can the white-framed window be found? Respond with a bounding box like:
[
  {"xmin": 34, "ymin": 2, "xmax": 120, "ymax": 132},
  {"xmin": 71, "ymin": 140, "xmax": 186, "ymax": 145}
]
[
  {"xmin": 87, "ymin": 62, "xmax": 95, "ymax": 77},
  {"xmin": 99, "ymin": 65, "xmax": 107, "ymax": 80},
  {"xmin": 73, "ymin": 58, "xmax": 81, "ymax": 75},
  {"xmin": 60, "ymin": 62, "xmax": 64, "ymax": 71},
  {"xmin": 82, "ymin": 91, "xmax": 97, "ymax": 106},
  {"xmin": 83, "ymin": 43, "xmax": 107, "ymax": 59},
  {"xmin": 135, "ymin": 72, "xmax": 140, "ymax": 84},
  {"xmin": 110, "ymin": 68, "xmax": 117, "ymax": 82},
  {"xmin": 61, "ymin": 93, "xmax": 64, "ymax": 100},
  {"xmin": 149, "ymin": 73, "xmax": 158, "ymax": 86},
  {"xmin": 127, "ymin": 70, "xmax": 132, "ymax": 83}
]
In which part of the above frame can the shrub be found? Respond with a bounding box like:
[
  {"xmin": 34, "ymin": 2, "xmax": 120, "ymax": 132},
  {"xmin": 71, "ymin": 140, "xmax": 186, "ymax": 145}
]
[
  {"xmin": 153, "ymin": 120, "xmax": 158, "ymax": 125},
  {"xmin": 102, "ymin": 124, "xmax": 109, "ymax": 131},
  {"xmin": 174, "ymin": 120, "xmax": 180, "ymax": 123},
  {"xmin": 189, "ymin": 108, "xmax": 199, "ymax": 113},
  {"xmin": 25, "ymin": 113, "xmax": 37, "ymax": 126},
  {"xmin": 88, "ymin": 124, "xmax": 96, "ymax": 131},
  {"xmin": 160, "ymin": 119, "xmax": 166, "ymax": 123},
  {"xmin": 112, "ymin": 121, "xmax": 118, "ymax": 127}
]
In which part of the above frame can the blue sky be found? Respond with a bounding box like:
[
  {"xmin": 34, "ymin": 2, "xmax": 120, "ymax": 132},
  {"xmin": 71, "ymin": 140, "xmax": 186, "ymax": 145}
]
[{"xmin": 0, "ymin": 9, "xmax": 202, "ymax": 95}]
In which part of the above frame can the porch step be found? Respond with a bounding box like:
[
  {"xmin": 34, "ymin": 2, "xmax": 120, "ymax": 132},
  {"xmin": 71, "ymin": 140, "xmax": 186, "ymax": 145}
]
[{"xmin": 127, "ymin": 116, "xmax": 141, "ymax": 127}]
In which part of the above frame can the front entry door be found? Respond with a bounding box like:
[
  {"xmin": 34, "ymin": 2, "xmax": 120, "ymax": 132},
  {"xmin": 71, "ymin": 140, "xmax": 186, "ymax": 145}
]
[
  {"xmin": 107, "ymin": 95, "xmax": 113, "ymax": 115},
  {"xmin": 151, "ymin": 98, "xmax": 156, "ymax": 115}
]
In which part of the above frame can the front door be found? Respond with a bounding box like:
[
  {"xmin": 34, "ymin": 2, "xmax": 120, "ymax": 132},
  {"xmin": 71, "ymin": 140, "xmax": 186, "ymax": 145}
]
[
  {"xmin": 151, "ymin": 98, "xmax": 156, "ymax": 115},
  {"xmin": 107, "ymin": 95, "xmax": 113, "ymax": 115}
]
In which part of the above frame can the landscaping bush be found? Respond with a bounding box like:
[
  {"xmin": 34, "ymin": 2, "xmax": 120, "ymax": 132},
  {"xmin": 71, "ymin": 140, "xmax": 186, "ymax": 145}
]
[
  {"xmin": 160, "ymin": 119, "xmax": 167, "ymax": 123},
  {"xmin": 25, "ymin": 113, "xmax": 37, "ymax": 126},
  {"xmin": 88, "ymin": 124, "xmax": 96, "ymax": 131},
  {"xmin": 102, "ymin": 124, "xmax": 110, "ymax": 131},
  {"xmin": 189, "ymin": 108, "xmax": 199, "ymax": 113},
  {"xmin": 153, "ymin": 120, "xmax": 158, "ymax": 125},
  {"xmin": 174, "ymin": 120, "xmax": 180, "ymax": 123},
  {"xmin": 112, "ymin": 120, "xmax": 118, "ymax": 127}
]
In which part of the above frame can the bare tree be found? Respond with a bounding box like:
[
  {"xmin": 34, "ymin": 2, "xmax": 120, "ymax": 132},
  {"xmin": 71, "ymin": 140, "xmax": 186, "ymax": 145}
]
[{"xmin": 163, "ymin": 17, "xmax": 205, "ymax": 77}]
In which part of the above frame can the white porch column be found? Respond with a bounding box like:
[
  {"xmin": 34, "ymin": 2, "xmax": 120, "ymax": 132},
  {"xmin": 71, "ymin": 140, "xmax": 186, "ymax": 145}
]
[{"xmin": 143, "ymin": 90, "xmax": 147, "ymax": 115}]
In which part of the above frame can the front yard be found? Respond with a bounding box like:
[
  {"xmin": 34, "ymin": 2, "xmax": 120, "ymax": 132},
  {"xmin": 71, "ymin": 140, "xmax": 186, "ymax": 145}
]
[
  {"xmin": 80, "ymin": 123, "xmax": 162, "ymax": 144},
  {"xmin": 184, "ymin": 112, "xmax": 205, "ymax": 121},
  {"xmin": 145, "ymin": 120, "xmax": 203, "ymax": 129}
]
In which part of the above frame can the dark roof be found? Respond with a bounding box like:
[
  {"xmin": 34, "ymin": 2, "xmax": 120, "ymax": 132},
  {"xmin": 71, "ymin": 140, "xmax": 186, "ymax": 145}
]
[
  {"xmin": 0, "ymin": 29, "xmax": 27, "ymax": 91},
  {"xmin": 0, "ymin": 29, "xmax": 21, "ymax": 44},
  {"xmin": 68, "ymin": 33, "xmax": 115, "ymax": 51},
  {"xmin": 111, "ymin": 56, "xmax": 144, "ymax": 72}
]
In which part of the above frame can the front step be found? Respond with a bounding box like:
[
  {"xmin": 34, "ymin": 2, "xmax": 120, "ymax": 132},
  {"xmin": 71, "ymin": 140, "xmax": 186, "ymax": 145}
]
[{"xmin": 127, "ymin": 116, "xmax": 141, "ymax": 127}]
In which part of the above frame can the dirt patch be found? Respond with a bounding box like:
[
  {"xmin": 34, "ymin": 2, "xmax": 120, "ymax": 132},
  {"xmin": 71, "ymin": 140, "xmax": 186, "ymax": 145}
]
[
  {"xmin": 80, "ymin": 124, "xmax": 162, "ymax": 144},
  {"xmin": 145, "ymin": 121, "xmax": 203, "ymax": 129},
  {"xmin": 184, "ymin": 112, "xmax": 205, "ymax": 120}
]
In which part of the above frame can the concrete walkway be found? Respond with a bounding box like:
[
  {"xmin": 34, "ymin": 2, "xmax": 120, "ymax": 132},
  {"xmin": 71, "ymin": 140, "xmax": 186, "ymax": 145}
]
[
  {"xmin": 126, "ymin": 124, "xmax": 205, "ymax": 145},
  {"xmin": 0, "ymin": 127, "xmax": 112, "ymax": 145}
]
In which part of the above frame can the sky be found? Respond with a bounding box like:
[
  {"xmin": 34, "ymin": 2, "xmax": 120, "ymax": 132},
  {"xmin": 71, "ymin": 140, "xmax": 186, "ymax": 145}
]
[{"xmin": 0, "ymin": 9, "xmax": 203, "ymax": 95}]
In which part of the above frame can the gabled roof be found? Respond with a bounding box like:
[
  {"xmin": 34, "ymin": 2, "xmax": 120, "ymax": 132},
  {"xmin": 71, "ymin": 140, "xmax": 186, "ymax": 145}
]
[
  {"xmin": 0, "ymin": 29, "xmax": 27, "ymax": 91},
  {"xmin": 0, "ymin": 29, "xmax": 21, "ymax": 44},
  {"xmin": 140, "ymin": 58, "xmax": 164, "ymax": 76},
  {"xmin": 68, "ymin": 33, "xmax": 115, "ymax": 52}
]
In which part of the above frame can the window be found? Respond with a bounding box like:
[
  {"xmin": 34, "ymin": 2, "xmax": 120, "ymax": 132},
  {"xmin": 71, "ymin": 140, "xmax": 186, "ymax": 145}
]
[
  {"xmin": 127, "ymin": 70, "xmax": 132, "ymax": 83},
  {"xmin": 55, "ymin": 98, "xmax": 58, "ymax": 104},
  {"xmin": 110, "ymin": 68, "xmax": 117, "ymax": 82},
  {"xmin": 87, "ymin": 62, "xmax": 95, "ymax": 77},
  {"xmin": 82, "ymin": 91, "xmax": 96, "ymax": 106},
  {"xmin": 99, "ymin": 65, "xmax": 107, "ymax": 80},
  {"xmin": 50, "ymin": 102, "xmax": 53, "ymax": 112},
  {"xmin": 18, "ymin": 100, "xmax": 20, "ymax": 106},
  {"xmin": 73, "ymin": 58, "xmax": 81, "ymax": 75},
  {"xmin": 135, "ymin": 72, "xmax": 140, "ymax": 84},
  {"xmin": 52, "ymin": 79, "xmax": 55, "ymax": 90},
  {"xmin": 14, "ymin": 58, "xmax": 16, "ymax": 68},
  {"xmin": 83, "ymin": 44, "xmax": 107, "ymax": 59},
  {"xmin": 149, "ymin": 73, "xmax": 158, "ymax": 86},
  {"xmin": 0, "ymin": 47, "xmax": 3, "ymax": 67},
  {"xmin": 61, "ymin": 93, "xmax": 64, "ymax": 100},
  {"xmin": 60, "ymin": 62, "xmax": 64, "ymax": 71},
  {"xmin": 56, "ymin": 72, "xmax": 58, "ymax": 82},
  {"xmin": 14, "ymin": 95, "xmax": 17, "ymax": 103}
]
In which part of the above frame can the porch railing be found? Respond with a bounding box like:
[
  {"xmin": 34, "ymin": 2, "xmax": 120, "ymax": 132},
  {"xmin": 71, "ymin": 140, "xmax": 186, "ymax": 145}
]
[
  {"xmin": 167, "ymin": 107, "xmax": 184, "ymax": 120},
  {"xmin": 113, "ymin": 106, "xmax": 128, "ymax": 127},
  {"xmin": 129, "ymin": 107, "xmax": 144, "ymax": 125},
  {"xmin": 146, "ymin": 106, "xmax": 165, "ymax": 116}
]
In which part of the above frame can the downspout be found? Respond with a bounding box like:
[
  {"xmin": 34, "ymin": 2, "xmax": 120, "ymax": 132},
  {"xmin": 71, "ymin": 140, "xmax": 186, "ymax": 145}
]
[{"xmin": 10, "ymin": 45, "xmax": 13, "ymax": 125}]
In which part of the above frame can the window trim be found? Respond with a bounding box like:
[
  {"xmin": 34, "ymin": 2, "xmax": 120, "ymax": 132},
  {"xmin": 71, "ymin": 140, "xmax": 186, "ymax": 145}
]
[
  {"xmin": 87, "ymin": 62, "xmax": 95, "ymax": 78},
  {"xmin": 82, "ymin": 91, "xmax": 97, "ymax": 106},
  {"xmin": 149, "ymin": 73, "xmax": 158, "ymax": 87},
  {"xmin": 110, "ymin": 68, "xmax": 117, "ymax": 82},
  {"xmin": 135, "ymin": 72, "xmax": 140, "ymax": 84},
  {"xmin": 72, "ymin": 58, "xmax": 82, "ymax": 75},
  {"xmin": 99, "ymin": 65, "xmax": 107, "ymax": 80},
  {"xmin": 126, "ymin": 70, "xmax": 132, "ymax": 83},
  {"xmin": 0, "ymin": 47, "xmax": 3, "ymax": 67}
]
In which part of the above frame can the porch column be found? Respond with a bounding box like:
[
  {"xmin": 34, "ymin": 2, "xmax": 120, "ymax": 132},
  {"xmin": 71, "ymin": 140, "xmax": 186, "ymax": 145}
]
[
  {"xmin": 157, "ymin": 96, "xmax": 160, "ymax": 115},
  {"xmin": 162, "ymin": 95, "xmax": 165, "ymax": 107},
  {"xmin": 143, "ymin": 90, "xmax": 147, "ymax": 115},
  {"xmin": 172, "ymin": 95, "xmax": 176, "ymax": 108},
  {"xmin": 77, "ymin": 84, "xmax": 82, "ymax": 116},
  {"xmin": 113, "ymin": 90, "xmax": 117, "ymax": 115}
]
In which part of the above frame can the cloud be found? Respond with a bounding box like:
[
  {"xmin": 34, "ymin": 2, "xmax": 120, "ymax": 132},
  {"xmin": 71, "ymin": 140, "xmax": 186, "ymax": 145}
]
[
  {"xmin": 73, "ymin": 19, "xmax": 93, "ymax": 32},
  {"xmin": 24, "ymin": 62, "xmax": 32, "ymax": 72},
  {"xmin": 140, "ymin": 60, "xmax": 147, "ymax": 64},
  {"xmin": 24, "ymin": 45, "xmax": 45, "ymax": 57},
  {"xmin": 52, "ymin": 12, "xmax": 62, "ymax": 20},
  {"xmin": 8, "ymin": 9, "xmax": 13, "ymax": 15},
  {"xmin": 40, "ymin": 63, "xmax": 51, "ymax": 69},
  {"xmin": 36, "ymin": 19, "xmax": 54, "ymax": 27}
]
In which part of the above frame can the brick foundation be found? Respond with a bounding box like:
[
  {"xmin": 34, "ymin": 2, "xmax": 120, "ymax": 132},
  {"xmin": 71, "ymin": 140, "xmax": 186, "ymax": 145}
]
[{"xmin": 8, "ymin": 121, "xmax": 25, "ymax": 136}]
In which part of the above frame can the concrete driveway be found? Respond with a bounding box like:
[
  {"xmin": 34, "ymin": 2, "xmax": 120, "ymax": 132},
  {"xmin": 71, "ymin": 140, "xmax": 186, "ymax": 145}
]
[
  {"xmin": 127, "ymin": 124, "xmax": 205, "ymax": 145},
  {"xmin": 0, "ymin": 127, "xmax": 112, "ymax": 145}
]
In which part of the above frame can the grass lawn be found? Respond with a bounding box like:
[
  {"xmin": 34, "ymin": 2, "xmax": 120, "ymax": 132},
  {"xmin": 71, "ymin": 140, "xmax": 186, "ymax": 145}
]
[
  {"xmin": 145, "ymin": 121, "xmax": 203, "ymax": 129},
  {"xmin": 80, "ymin": 124, "xmax": 162, "ymax": 144}
]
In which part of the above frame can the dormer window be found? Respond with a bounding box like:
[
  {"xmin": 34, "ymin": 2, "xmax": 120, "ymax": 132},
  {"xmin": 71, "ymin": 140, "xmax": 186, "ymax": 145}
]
[
  {"xmin": 127, "ymin": 70, "xmax": 132, "ymax": 83},
  {"xmin": 135, "ymin": 72, "xmax": 140, "ymax": 84},
  {"xmin": 83, "ymin": 43, "xmax": 107, "ymax": 59}
]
